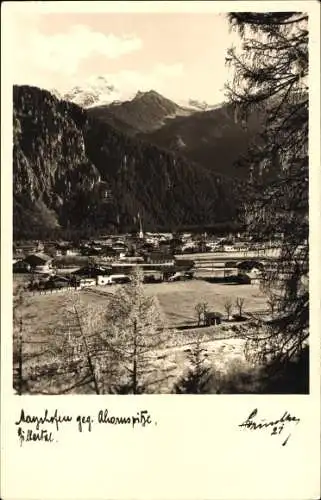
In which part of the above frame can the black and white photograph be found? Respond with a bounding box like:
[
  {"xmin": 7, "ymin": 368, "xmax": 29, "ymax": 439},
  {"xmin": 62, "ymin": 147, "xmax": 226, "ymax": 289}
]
[{"xmin": 11, "ymin": 7, "xmax": 310, "ymax": 396}]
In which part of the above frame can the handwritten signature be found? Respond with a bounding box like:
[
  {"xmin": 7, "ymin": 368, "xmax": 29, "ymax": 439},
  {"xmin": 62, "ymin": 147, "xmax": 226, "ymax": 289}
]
[{"xmin": 238, "ymin": 408, "xmax": 300, "ymax": 446}]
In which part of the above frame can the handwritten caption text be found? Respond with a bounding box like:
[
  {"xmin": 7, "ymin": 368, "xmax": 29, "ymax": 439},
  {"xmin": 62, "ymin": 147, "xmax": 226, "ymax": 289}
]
[{"xmin": 15, "ymin": 408, "xmax": 156, "ymax": 446}]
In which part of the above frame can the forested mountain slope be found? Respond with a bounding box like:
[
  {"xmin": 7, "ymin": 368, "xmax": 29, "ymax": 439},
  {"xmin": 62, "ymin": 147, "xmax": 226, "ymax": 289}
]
[{"xmin": 13, "ymin": 85, "xmax": 245, "ymax": 239}]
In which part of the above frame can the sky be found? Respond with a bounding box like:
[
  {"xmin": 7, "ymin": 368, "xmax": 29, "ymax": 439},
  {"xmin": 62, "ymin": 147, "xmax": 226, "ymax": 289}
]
[{"xmin": 8, "ymin": 7, "xmax": 240, "ymax": 104}]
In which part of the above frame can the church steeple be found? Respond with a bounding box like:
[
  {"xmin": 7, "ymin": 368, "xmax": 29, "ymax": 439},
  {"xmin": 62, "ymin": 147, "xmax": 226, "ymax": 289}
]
[{"xmin": 138, "ymin": 212, "xmax": 144, "ymax": 239}]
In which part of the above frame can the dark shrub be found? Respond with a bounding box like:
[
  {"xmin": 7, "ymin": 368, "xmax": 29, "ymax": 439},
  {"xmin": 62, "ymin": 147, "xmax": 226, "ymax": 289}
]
[{"xmin": 232, "ymin": 314, "xmax": 247, "ymax": 322}]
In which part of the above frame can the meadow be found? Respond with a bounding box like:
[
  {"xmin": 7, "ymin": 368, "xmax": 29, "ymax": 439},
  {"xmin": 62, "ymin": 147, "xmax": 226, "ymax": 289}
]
[{"xmin": 17, "ymin": 278, "xmax": 268, "ymax": 329}]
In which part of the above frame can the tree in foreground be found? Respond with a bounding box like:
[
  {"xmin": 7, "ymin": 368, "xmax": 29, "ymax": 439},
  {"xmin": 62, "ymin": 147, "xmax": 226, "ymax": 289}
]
[
  {"xmin": 173, "ymin": 335, "xmax": 212, "ymax": 394},
  {"xmin": 235, "ymin": 297, "xmax": 245, "ymax": 317},
  {"xmin": 226, "ymin": 12, "xmax": 309, "ymax": 382},
  {"xmin": 19, "ymin": 293, "xmax": 117, "ymax": 395},
  {"xmin": 266, "ymin": 292, "xmax": 279, "ymax": 319},
  {"xmin": 56, "ymin": 295, "xmax": 117, "ymax": 394},
  {"xmin": 13, "ymin": 283, "xmax": 29, "ymax": 395},
  {"xmin": 224, "ymin": 299, "xmax": 233, "ymax": 321},
  {"xmin": 195, "ymin": 301, "xmax": 208, "ymax": 326},
  {"xmin": 103, "ymin": 268, "xmax": 173, "ymax": 394}
]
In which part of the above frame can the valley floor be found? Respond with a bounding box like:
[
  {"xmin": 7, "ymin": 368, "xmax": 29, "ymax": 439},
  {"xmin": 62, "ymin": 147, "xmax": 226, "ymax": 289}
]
[{"xmin": 13, "ymin": 278, "xmax": 269, "ymax": 394}]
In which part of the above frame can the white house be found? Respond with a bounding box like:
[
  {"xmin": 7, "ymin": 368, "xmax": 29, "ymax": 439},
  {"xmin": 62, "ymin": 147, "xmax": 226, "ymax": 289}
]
[
  {"xmin": 24, "ymin": 253, "xmax": 53, "ymax": 274},
  {"xmin": 105, "ymin": 274, "xmax": 131, "ymax": 285},
  {"xmin": 79, "ymin": 278, "xmax": 96, "ymax": 288},
  {"xmin": 181, "ymin": 243, "xmax": 198, "ymax": 253},
  {"xmin": 96, "ymin": 275, "xmax": 110, "ymax": 286},
  {"xmin": 65, "ymin": 248, "xmax": 80, "ymax": 256},
  {"xmin": 245, "ymin": 267, "xmax": 262, "ymax": 284}
]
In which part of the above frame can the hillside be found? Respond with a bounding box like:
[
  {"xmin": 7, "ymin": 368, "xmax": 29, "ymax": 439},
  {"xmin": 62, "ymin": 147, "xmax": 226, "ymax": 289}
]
[
  {"xmin": 13, "ymin": 85, "xmax": 245, "ymax": 240},
  {"xmin": 88, "ymin": 90, "xmax": 193, "ymax": 135},
  {"xmin": 87, "ymin": 92, "xmax": 262, "ymax": 180},
  {"xmin": 139, "ymin": 104, "xmax": 263, "ymax": 180}
]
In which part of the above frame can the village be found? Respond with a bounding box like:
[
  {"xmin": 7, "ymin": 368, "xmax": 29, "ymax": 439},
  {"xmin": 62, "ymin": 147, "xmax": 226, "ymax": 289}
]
[{"xmin": 13, "ymin": 229, "xmax": 281, "ymax": 284}]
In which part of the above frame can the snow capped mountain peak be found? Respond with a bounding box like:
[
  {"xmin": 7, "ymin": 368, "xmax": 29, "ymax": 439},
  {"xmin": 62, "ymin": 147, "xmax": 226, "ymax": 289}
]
[
  {"xmin": 56, "ymin": 76, "xmax": 123, "ymax": 108},
  {"xmin": 50, "ymin": 76, "xmax": 223, "ymax": 113},
  {"xmin": 50, "ymin": 88, "xmax": 63, "ymax": 100},
  {"xmin": 188, "ymin": 99, "xmax": 209, "ymax": 110},
  {"xmin": 178, "ymin": 98, "xmax": 223, "ymax": 112}
]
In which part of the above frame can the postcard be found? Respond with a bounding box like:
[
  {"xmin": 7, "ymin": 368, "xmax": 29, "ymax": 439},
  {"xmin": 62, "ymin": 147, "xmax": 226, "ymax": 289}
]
[{"xmin": 1, "ymin": 1, "xmax": 320, "ymax": 499}]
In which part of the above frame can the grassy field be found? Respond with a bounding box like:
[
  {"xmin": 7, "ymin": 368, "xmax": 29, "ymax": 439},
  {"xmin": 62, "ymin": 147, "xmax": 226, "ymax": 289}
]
[
  {"xmin": 18, "ymin": 279, "xmax": 268, "ymax": 329},
  {"xmin": 144, "ymin": 280, "xmax": 267, "ymax": 327}
]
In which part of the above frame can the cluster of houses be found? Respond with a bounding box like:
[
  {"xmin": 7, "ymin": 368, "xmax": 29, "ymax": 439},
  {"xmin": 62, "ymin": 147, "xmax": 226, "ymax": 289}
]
[
  {"xmin": 14, "ymin": 252, "xmax": 264, "ymax": 294},
  {"xmin": 27, "ymin": 272, "xmax": 132, "ymax": 291},
  {"xmin": 13, "ymin": 232, "xmax": 279, "ymax": 267},
  {"xmin": 13, "ymin": 233, "xmax": 177, "ymax": 262},
  {"xmin": 24, "ymin": 259, "xmax": 195, "ymax": 292},
  {"xmin": 13, "ymin": 231, "xmax": 272, "ymax": 292},
  {"xmin": 171, "ymin": 234, "xmax": 280, "ymax": 254},
  {"xmin": 13, "ymin": 237, "xmax": 196, "ymax": 290},
  {"xmin": 13, "ymin": 253, "xmax": 54, "ymax": 274}
]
